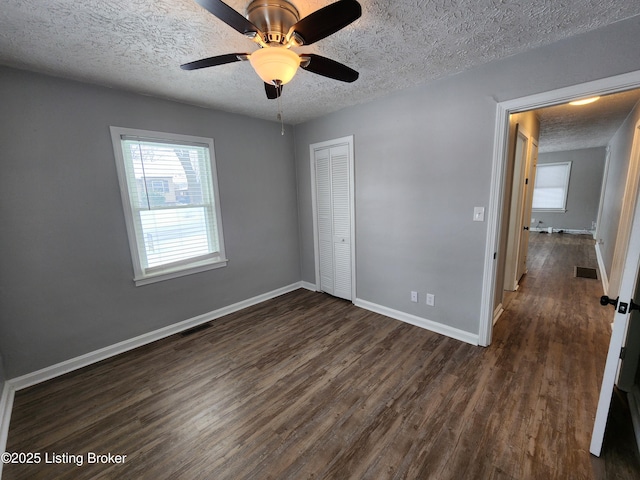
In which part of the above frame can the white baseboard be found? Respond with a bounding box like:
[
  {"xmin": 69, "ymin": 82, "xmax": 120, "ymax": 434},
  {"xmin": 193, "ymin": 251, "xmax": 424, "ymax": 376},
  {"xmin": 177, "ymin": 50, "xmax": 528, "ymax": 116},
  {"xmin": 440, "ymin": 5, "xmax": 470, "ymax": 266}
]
[
  {"xmin": 595, "ymin": 242, "xmax": 609, "ymax": 295},
  {"xmin": 353, "ymin": 298, "xmax": 479, "ymax": 346},
  {"xmin": 530, "ymin": 227, "xmax": 595, "ymax": 235},
  {"xmin": 493, "ymin": 303, "xmax": 504, "ymax": 325},
  {"xmin": 7, "ymin": 282, "xmax": 305, "ymax": 392},
  {"xmin": 299, "ymin": 281, "xmax": 317, "ymax": 291}
]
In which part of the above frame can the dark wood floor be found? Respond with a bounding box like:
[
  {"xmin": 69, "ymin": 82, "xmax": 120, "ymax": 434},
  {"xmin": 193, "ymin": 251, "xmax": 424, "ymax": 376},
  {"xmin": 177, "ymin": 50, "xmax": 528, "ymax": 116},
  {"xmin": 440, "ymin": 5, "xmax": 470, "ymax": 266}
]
[{"xmin": 4, "ymin": 233, "xmax": 640, "ymax": 479}]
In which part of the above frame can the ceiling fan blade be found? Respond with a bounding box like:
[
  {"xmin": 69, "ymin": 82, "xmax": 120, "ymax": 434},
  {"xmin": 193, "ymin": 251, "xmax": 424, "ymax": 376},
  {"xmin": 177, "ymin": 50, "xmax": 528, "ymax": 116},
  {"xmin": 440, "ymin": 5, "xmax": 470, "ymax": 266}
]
[
  {"xmin": 300, "ymin": 54, "xmax": 359, "ymax": 82},
  {"xmin": 288, "ymin": 0, "xmax": 361, "ymax": 45},
  {"xmin": 264, "ymin": 82, "xmax": 283, "ymax": 99},
  {"xmin": 194, "ymin": 0, "xmax": 263, "ymax": 36},
  {"xmin": 180, "ymin": 53, "xmax": 248, "ymax": 70}
]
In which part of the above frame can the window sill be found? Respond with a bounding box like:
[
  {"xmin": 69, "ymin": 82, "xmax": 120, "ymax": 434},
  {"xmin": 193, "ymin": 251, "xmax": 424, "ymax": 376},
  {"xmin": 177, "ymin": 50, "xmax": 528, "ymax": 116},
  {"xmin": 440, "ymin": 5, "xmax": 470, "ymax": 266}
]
[
  {"xmin": 134, "ymin": 258, "xmax": 228, "ymax": 286},
  {"xmin": 532, "ymin": 208, "xmax": 567, "ymax": 213}
]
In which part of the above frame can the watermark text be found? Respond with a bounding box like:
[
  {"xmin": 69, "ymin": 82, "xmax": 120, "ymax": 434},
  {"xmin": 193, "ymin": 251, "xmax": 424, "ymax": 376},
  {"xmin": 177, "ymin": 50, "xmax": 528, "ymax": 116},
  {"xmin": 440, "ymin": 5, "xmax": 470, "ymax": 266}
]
[{"xmin": 2, "ymin": 451, "xmax": 127, "ymax": 467}]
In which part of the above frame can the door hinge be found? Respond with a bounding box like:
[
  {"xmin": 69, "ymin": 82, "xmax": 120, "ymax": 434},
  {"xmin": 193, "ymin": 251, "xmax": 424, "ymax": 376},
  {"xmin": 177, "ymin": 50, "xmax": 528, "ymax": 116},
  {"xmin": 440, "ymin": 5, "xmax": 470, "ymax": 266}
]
[
  {"xmin": 525, "ymin": 178, "xmax": 529, "ymax": 185},
  {"xmin": 620, "ymin": 347, "xmax": 627, "ymax": 360}
]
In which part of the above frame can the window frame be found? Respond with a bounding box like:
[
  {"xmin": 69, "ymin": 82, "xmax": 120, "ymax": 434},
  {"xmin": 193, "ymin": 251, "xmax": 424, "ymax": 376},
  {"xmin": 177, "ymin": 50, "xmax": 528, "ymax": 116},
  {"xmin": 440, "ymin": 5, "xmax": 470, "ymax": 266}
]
[
  {"xmin": 110, "ymin": 126, "xmax": 227, "ymax": 286},
  {"xmin": 531, "ymin": 161, "xmax": 572, "ymax": 212}
]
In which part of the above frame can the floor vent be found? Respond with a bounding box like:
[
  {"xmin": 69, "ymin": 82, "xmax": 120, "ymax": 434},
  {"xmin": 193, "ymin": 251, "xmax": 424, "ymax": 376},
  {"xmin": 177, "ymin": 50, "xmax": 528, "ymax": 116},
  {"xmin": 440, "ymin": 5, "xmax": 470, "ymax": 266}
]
[
  {"xmin": 575, "ymin": 266, "xmax": 598, "ymax": 279},
  {"xmin": 180, "ymin": 323, "xmax": 212, "ymax": 336}
]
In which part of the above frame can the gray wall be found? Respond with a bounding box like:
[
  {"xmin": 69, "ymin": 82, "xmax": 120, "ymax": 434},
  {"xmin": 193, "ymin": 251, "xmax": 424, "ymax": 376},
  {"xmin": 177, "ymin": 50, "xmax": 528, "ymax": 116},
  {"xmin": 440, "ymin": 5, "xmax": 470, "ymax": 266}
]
[
  {"xmin": 0, "ymin": 67, "xmax": 300, "ymax": 378},
  {"xmin": 293, "ymin": 16, "xmax": 640, "ymax": 336},
  {"xmin": 598, "ymin": 101, "xmax": 640, "ymax": 280},
  {"xmin": 531, "ymin": 148, "xmax": 606, "ymax": 231}
]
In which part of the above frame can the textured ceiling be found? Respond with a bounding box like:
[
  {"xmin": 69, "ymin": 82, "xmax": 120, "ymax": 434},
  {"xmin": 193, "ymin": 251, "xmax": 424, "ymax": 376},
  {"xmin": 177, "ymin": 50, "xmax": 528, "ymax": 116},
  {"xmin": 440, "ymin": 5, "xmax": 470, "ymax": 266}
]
[
  {"xmin": 1, "ymin": 0, "xmax": 640, "ymax": 126},
  {"xmin": 535, "ymin": 89, "xmax": 640, "ymax": 153}
]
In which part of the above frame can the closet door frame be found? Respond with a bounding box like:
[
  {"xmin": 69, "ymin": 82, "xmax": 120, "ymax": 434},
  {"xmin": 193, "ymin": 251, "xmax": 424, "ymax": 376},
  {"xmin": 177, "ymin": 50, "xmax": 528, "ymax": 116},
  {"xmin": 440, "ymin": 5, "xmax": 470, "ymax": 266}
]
[{"xmin": 310, "ymin": 135, "xmax": 356, "ymax": 301}]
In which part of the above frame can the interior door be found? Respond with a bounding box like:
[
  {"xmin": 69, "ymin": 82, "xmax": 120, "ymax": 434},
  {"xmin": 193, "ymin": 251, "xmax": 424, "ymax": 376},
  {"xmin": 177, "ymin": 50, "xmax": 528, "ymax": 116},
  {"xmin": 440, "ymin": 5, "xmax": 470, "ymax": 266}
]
[
  {"xmin": 590, "ymin": 186, "xmax": 640, "ymax": 456},
  {"xmin": 517, "ymin": 139, "xmax": 538, "ymax": 281},
  {"xmin": 504, "ymin": 125, "xmax": 530, "ymax": 291},
  {"xmin": 618, "ymin": 271, "xmax": 640, "ymax": 391},
  {"xmin": 312, "ymin": 139, "xmax": 354, "ymax": 301}
]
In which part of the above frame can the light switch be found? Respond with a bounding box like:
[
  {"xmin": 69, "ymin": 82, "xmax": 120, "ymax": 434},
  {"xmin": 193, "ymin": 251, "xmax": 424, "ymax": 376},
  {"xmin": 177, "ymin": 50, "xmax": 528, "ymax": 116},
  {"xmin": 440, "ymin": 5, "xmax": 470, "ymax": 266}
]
[{"xmin": 473, "ymin": 207, "xmax": 485, "ymax": 222}]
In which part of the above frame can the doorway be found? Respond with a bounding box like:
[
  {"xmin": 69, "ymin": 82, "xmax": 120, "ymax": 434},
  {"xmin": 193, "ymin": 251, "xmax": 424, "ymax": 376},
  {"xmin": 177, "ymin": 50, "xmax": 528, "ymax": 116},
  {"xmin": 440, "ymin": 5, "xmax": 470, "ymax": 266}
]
[
  {"xmin": 481, "ymin": 70, "xmax": 640, "ymax": 459},
  {"xmin": 479, "ymin": 70, "xmax": 640, "ymax": 347}
]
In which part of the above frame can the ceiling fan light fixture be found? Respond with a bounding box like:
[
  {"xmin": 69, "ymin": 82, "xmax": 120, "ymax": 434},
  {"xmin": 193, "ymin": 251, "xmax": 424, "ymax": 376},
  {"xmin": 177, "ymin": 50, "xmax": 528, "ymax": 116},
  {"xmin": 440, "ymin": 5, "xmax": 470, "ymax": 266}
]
[
  {"xmin": 184, "ymin": 0, "xmax": 362, "ymax": 98},
  {"xmin": 249, "ymin": 46, "xmax": 300, "ymax": 85},
  {"xmin": 569, "ymin": 96, "xmax": 600, "ymax": 106}
]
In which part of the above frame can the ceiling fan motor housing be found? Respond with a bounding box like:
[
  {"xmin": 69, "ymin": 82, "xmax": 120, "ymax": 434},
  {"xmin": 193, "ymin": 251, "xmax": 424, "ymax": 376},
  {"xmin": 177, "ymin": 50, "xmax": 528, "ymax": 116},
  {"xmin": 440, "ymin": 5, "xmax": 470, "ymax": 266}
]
[
  {"xmin": 245, "ymin": 0, "xmax": 300, "ymax": 44},
  {"xmin": 182, "ymin": 0, "xmax": 361, "ymax": 96}
]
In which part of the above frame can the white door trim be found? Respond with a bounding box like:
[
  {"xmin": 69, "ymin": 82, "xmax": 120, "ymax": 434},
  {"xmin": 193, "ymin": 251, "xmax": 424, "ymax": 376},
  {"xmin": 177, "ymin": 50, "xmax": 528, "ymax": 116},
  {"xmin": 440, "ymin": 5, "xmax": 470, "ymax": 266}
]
[
  {"xmin": 480, "ymin": 69, "xmax": 640, "ymax": 346},
  {"xmin": 310, "ymin": 135, "xmax": 356, "ymax": 301},
  {"xmin": 608, "ymin": 119, "xmax": 640, "ymax": 298},
  {"xmin": 595, "ymin": 146, "xmax": 612, "ymax": 243},
  {"xmin": 595, "ymin": 146, "xmax": 612, "ymax": 293}
]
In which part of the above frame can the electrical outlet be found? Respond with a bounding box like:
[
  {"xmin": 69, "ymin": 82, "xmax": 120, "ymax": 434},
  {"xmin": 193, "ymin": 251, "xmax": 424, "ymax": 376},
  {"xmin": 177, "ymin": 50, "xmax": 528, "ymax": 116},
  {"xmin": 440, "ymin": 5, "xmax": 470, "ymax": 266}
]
[
  {"xmin": 426, "ymin": 293, "xmax": 435, "ymax": 306},
  {"xmin": 411, "ymin": 291, "xmax": 418, "ymax": 303}
]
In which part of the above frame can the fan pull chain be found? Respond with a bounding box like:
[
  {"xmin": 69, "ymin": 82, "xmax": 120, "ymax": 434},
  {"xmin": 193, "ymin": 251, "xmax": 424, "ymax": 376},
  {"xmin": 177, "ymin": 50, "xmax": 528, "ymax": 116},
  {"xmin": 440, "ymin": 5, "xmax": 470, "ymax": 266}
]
[{"xmin": 276, "ymin": 83, "xmax": 285, "ymax": 135}]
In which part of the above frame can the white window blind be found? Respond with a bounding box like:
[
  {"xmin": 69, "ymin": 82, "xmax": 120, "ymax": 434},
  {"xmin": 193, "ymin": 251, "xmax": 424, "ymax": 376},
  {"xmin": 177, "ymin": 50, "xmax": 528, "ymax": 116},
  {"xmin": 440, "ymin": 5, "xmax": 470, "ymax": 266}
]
[
  {"xmin": 111, "ymin": 127, "xmax": 227, "ymax": 285},
  {"xmin": 532, "ymin": 161, "xmax": 572, "ymax": 211}
]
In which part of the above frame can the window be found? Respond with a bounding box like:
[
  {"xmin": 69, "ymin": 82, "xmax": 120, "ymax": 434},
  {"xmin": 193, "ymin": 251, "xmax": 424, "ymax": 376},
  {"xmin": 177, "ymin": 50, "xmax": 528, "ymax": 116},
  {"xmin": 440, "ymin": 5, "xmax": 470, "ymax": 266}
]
[
  {"xmin": 110, "ymin": 127, "xmax": 227, "ymax": 286},
  {"xmin": 532, "ymin": 161, "xmax": 572, "ymax": 212}
]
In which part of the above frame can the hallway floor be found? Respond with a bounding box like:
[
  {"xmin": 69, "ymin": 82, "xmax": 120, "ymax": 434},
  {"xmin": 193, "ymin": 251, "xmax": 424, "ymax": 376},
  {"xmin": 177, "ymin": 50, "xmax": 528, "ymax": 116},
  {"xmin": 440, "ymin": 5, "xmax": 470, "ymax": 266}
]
[{"xmin": 495, "ymin": 232, "xmax": 640, "ymax": 478}]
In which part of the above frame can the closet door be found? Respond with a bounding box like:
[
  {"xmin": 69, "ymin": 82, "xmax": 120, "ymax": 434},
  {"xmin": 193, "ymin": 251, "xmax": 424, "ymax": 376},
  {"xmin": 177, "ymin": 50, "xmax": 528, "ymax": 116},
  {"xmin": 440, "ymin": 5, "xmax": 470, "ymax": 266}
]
[
  {"xmin": 313, "ymin": 142, "xmax": 353, "ymax": 301},
  {"xmin": 315, "ymin": 148, "xmax": 335, "ymax": 295}
]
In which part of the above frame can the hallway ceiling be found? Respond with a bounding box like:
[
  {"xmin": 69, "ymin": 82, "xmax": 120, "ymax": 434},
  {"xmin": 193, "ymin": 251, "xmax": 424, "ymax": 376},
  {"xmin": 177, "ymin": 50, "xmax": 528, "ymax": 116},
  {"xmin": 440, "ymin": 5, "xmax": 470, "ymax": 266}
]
[
  {"xmin": 536, "ymin": 89, "xmax": 640, "ymax": 153},
  {"xmin": 1, "ymin": 0, "xmax": 640, "ymax": 125}
]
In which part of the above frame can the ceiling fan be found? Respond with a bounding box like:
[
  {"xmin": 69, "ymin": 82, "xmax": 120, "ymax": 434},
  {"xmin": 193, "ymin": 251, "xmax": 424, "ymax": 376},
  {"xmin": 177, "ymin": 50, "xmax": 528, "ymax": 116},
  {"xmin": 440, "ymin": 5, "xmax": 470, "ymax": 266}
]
[{"xmin": 181, "ymin": 0, "xmax": 362, "ymax": 99}]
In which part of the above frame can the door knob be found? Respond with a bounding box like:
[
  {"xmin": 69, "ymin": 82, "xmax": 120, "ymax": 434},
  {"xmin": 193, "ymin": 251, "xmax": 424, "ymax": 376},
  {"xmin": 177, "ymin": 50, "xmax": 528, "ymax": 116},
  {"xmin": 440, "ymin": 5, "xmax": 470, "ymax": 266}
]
[{"xmin": 600, "ymin": 296, "xmax": 619, "ymax": 308}]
